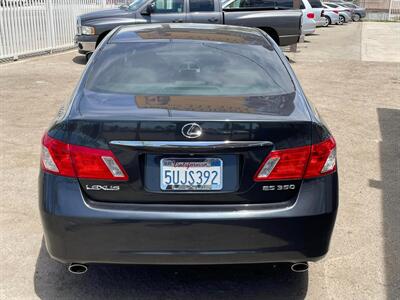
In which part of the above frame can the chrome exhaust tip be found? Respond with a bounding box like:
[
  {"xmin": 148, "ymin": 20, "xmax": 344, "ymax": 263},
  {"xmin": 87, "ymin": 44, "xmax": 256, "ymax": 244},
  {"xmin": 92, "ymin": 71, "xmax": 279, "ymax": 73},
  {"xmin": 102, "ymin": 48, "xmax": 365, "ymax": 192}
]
[
  {"xmin": 68, "ymin": 263, "xmax": 88, "ymax": 274},
  {"xmin": 290, "ymin": 262, "xmax": 308, "ymax": 273}
]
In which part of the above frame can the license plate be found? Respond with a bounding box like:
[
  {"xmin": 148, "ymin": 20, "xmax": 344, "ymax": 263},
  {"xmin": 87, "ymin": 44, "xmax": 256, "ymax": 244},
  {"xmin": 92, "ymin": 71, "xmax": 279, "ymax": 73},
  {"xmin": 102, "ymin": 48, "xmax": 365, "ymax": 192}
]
[{"xmin": 160, "ymin": 158, "xmax": 223, "ymax": 191}]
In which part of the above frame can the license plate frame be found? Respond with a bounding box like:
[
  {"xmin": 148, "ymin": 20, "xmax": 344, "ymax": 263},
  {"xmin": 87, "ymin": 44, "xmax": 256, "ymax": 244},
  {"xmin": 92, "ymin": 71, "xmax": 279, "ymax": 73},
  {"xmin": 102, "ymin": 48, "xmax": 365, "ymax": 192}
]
[{"xmin": 160, "ymin": 158, "xmax": 223, "ymax": 191}]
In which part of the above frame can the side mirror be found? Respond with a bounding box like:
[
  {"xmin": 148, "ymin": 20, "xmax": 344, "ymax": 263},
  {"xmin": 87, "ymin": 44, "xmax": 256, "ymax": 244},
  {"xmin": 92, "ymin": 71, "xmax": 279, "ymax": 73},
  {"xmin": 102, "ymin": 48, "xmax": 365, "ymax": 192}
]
[{"xmin": 142, "ymin": 3, "xmax": 154, "ymax": 15}]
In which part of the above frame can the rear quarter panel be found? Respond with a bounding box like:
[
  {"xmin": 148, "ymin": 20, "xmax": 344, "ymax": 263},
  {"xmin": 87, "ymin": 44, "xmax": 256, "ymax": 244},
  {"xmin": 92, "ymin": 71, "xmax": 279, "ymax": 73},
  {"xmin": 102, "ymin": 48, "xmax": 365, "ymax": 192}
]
[{"xmin": 223, "ymin": 10, "xmax": 302, "ymax": 42}]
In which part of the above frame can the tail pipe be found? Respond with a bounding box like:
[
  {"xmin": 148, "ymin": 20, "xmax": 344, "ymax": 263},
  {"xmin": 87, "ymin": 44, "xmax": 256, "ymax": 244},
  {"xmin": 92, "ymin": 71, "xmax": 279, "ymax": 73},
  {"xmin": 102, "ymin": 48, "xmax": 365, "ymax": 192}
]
[
  {"xmin": 68, "ymin": 263, "xmax": 88, "ymax": 274},
  {"xmin": 291, "ymin": 262, "xmax": 309, "ymax": 273}
]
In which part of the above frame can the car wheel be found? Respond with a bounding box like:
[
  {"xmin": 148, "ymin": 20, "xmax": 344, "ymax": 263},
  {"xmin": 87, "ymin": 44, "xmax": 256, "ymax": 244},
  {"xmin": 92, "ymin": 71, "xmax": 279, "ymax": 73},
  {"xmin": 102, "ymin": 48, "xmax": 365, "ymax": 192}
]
[
  {"xmin": 323, "ymin": 16, "xmax": 331, "ymax": 27},
  {"xmin": 339, "ymin": 15, "xmax": 345, "ymax": 24},
  {"xmin": 352, "ymin": 13, "xmax": 361, "ymax": 22}
]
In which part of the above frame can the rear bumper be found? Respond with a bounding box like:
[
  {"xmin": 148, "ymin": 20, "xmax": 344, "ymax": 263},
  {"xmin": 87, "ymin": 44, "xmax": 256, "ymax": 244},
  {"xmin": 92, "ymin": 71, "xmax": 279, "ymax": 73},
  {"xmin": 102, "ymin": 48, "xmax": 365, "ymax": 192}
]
[
  {"xmin": 342, "ymin": 13, "xmax": 352, "ymax": 22},
  {"xmin": 302, "ymin": 19, "xmax": 316, "ymax": 35},
  {"xmin": 278, "ymin": 35, "xmax": 300, "ymax": 46},
  {"xmin": 355, "ymin": 10, "xmax": 366, "ymax": 18},
  {"xmin": 39, "ymin": 172, "xmax": 338, "ymax": 265},
  {"xmin": 302, "ymin": 26, "xmax": 316, "ymax": 35},
  {"xmin": 329, "ymin": 15, "xmax": 340, "ymax": 24}
]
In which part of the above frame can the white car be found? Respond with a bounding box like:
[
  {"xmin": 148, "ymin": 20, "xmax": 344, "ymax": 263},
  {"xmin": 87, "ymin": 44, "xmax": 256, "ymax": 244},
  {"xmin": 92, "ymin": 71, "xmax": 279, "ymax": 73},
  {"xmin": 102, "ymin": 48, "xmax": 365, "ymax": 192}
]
[
  {"xmin": 300, "ymin": 0, "xmax": 317, "ymax": 36},
  {"xmin": 321, "ymin": 9, "xmax": 341, "ymax": 26},
  {"xmin": 323, "ymin": 2, "xmax": 352, "ymax": 23},
  {"xmin": 301, "ymin": 0, "xmax": 325, "ymax": 27}
]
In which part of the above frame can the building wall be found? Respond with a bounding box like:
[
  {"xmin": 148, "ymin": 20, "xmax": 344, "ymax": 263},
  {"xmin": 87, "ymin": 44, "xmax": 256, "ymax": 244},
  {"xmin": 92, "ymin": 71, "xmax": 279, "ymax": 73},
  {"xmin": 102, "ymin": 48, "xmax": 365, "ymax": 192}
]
[{"xmin": 359, "ymin": 0, "xmax": 391, "ymax": 10}]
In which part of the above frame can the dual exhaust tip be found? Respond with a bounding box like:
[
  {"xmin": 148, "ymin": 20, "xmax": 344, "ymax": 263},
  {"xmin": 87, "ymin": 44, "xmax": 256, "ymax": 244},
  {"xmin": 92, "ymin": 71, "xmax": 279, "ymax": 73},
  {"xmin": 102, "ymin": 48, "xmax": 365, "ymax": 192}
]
[{"xmin": 67, "ymin": 262, "xmax": 308, "ymax": 274}]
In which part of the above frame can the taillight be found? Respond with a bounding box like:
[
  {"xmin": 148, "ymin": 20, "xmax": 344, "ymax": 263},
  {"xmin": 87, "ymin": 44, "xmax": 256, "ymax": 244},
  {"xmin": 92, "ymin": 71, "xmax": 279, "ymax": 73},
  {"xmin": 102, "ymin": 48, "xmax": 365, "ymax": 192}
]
[
  {"xmin": 307, "ymin": 12, "xmax": 315, "ymax": 19},
  {"xmin": 254, "ymin": 137, "xmax": 336, "ymax": 181},
  {"xmin": 333, "ymin": 10, "xmax": 339, "ymax": 14},
  {"xmin": 254, "ymin": 146, "xmax": 310, "ymax": 181},
  {"xmin": 41, "ymin": 135, "xmax": 75, "ymax": 177},
  {"xmin": 41, "ymin": 134, "xmax": 128, "ymax": 181},
  {"xmin": 304, "ymin": 137, "xmax": 336, "ymax": 178}
]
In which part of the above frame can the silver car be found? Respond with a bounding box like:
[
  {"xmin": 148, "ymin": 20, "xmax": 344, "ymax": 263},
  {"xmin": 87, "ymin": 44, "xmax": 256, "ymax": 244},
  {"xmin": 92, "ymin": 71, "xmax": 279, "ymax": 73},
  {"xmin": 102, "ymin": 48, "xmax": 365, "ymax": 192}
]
[
  {"xmin": 323, "ymin": 3, "xmax": 351, "ymax": 23},
  {"xmin": 321, "ymin": 9, "xmax": 341, "ymax": 26},
  {"xmin": 340, "ymin": 2, "xmax": 366, "ymax": 21}
]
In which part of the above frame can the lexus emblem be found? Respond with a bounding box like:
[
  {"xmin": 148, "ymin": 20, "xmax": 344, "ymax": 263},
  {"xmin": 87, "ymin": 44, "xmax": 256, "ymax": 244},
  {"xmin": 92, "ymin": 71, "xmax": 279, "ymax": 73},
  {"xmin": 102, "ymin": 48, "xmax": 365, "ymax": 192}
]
[{"xmin": 181, "ymin": 123, "xmax": 202, "ymax": 139}]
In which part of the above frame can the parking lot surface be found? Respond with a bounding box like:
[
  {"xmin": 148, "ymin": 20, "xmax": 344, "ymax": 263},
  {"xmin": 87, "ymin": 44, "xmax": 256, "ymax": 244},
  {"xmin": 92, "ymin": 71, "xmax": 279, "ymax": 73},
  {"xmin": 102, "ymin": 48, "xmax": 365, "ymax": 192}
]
[{"xmin": 0, "ymin": 22, "xmax": 399, "ymax": 299}]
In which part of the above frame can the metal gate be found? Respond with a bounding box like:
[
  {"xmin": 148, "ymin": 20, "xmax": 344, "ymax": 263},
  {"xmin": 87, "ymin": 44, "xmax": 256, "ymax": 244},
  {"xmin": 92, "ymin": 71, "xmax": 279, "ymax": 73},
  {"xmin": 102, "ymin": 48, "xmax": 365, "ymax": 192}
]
[{"xmin": 389, "ymin": 0, "xmax": 400, "ymax": 20}]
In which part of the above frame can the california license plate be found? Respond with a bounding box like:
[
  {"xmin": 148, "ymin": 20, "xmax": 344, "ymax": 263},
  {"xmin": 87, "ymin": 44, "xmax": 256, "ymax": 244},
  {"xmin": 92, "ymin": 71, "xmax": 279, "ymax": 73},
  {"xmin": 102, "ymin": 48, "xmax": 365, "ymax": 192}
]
[{"xmin": 160, "ymin": 158, "xmax": 223, "ymax": 191}]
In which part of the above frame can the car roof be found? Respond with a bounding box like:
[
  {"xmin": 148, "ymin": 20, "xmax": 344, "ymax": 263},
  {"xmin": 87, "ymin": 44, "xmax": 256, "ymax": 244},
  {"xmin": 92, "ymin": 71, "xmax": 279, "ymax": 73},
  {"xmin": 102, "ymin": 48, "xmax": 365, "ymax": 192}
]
[{"xmin": 108, "ymin": 23, "xmax": 272, "ymax": 47}]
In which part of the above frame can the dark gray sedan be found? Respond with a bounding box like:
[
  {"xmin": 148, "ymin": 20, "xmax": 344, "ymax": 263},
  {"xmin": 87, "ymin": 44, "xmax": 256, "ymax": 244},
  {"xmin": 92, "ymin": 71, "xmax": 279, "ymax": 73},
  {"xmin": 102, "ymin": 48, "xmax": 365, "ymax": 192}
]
[{"xmin": 40, "ymin": 24, "xmax": 338, "ymax": 274}]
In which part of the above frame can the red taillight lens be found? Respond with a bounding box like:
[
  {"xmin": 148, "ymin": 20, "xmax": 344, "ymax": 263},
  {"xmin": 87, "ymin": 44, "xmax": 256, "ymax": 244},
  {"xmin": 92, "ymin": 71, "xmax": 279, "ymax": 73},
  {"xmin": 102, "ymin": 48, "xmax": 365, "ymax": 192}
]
[
  {"xmin": 41, "ymin": 135, "xmax": 75, "ymax": 177},
  {"xmin": 254, "ymin": 137, "xmax": 336, "ymax": 181},
  {"xmin": 307, "ymin": 12, "xmax": 315, "ymax": 19},
  {"xmin": 254, "ymin": 146, "xmax": 310, "ymax": 181},
  {"xmin": 69, "ymin": 144, "xmax": 128, "ymax": 180},
  {"xmin": 333, "ymin": 10, "xmax": 339, "ymax": 14},
  {"xmin": 304, "ymin": 137, "xmax": 337, "ymax": 178},
  {"xmin": 41, "ymin": 134, "xmax": 128, "ymax": 181}
]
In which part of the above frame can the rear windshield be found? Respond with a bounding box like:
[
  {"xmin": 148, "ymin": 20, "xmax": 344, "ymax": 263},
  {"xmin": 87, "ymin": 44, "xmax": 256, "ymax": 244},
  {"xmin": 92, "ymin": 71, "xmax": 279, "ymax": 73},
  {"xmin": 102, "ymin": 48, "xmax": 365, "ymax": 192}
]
[
  {"xmin": 85, "ymin": 41, "xmax": 294, "ymax": 96},
  {"xmin": 309, "ymin": 0, "xmax": 322, "ymax": 8},
  {"xmin": 325, "ymin": 3, "xmax": 338, "ymax": 7}
]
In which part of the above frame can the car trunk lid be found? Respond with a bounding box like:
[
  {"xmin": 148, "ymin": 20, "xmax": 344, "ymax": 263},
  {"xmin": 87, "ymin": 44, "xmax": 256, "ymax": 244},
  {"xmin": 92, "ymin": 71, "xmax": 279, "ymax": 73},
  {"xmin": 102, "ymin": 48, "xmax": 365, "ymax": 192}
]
[{"xmin": 65, "ymin": 91, "xmax": 312, "ymax": 204}]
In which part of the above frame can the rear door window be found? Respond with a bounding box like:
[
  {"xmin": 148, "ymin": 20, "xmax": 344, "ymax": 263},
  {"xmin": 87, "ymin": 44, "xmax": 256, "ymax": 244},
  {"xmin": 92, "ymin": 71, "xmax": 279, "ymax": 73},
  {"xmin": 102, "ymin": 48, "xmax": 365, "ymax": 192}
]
[
  {"xmin": 189, "ymin": 0, "xmax": 214, "ymax": 11},
  {"xmin": 309, "ymin": 0, "xmax": 322, "ymax": 8},
  {"xmin": 225, "ymin": 0, "xmax": 275, "ymax": 9},
  {"xmin": 275, "ymin": 0, "xmax": 294, "ymax": 8}
]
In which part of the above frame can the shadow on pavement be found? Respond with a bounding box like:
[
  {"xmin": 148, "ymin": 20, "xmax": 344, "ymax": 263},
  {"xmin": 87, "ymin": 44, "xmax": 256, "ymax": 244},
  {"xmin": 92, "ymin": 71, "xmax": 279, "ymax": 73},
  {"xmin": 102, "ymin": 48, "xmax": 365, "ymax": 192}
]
[
  {"xmin": 34, "ymin": 240, "xmax": 308, "ymax": 300},
  {"xmin": 287, "ymin": 57, "xmax": 296, "ymax": 64},
  {"xmin": 72, "ymin": 55, "xmax": 87, "ymax": 65},
  {"xmin": 369, "ymin": 108, "xmax": 400, "ymax": 299}
]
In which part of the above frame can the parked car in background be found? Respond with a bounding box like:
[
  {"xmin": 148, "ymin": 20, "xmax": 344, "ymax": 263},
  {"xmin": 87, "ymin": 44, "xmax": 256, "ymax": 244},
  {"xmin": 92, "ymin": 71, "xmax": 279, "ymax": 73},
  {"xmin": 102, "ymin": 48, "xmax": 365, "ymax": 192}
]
[
  {"xmin": 76, "ymin": 0, "xmax": 303, "ymax": 60},
  {"xmin": 301, "ymin": 0, "xmax": 325, "ymax": 27},
  {"xmin": 321, "ymin": 9, "xmax": 341, "ymax": 26},
  {"xmin": 300, "ymin": 0, "xmax": 317, "ymax": 34},
  {"xmin": 323, "ymin": 2, "xmax": 352, "ymax": 23},
  {"xmin": 302, "ymin": 11, "xmax": 317, "ymax": 35},
  {"xmin": 40, "ymin": 23, "xmax": 338, "ymax": 273},
  {"xmin": 322, "ymin": 3, "xmax": 350, "ymax": 23},
  {"xmin": 335, "ymin": 2, "xmax": 355, "ymax": 17},
  {"xmin": 340, "ymin": 2, "xmax": 366, "ymax": 21}
]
